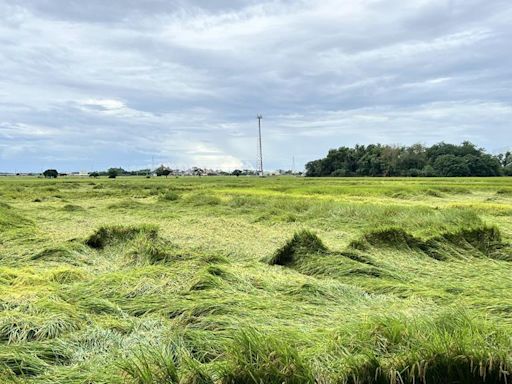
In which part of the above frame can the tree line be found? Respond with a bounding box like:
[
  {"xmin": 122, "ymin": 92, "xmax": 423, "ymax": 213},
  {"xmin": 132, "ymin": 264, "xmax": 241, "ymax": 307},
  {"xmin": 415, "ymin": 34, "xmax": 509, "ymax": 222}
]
[{"xmin": 305, "ymin": 142, "xmax": 512, "ymax": 177}]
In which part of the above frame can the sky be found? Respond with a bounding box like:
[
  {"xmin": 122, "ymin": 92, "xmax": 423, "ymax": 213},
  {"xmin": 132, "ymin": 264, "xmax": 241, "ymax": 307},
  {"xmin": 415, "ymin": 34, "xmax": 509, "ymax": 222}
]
[{"xmin": 1, "ymin": 0, "xmax": 512, "ymax": 172}]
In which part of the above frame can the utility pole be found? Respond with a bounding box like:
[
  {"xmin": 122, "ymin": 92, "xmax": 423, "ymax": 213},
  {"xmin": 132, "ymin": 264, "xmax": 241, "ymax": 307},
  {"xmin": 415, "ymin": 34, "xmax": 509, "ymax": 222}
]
[{"xmin": 257, "ymin": 114, "xmax": 263, "ymax": 176}]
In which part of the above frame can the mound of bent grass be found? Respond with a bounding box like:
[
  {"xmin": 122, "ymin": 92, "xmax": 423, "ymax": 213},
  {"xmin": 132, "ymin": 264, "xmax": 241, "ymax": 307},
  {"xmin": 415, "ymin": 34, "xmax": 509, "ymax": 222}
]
[
  {"xmin": 31, "ymin": 244, "xmax": 89, "ymax": 265},
  {"xmin": 125, "ymin": 233, "xmax": 175, "ymax": 265},
  {"xmin": 351, "ymin": 225, "xmax": 512, "ymax": 261},
  {"xmin": 85, "ymin": 224, "xmax": 158, "ymax": 249},
  {"xmin": 268, "ymin": 230, "xmax": 392, "ymax": 279},
  {"xmin": 268, "ymin": 230, "xmax": 327, "ymax": 266},
  {"xmin": 159, "ymin": 191, "xmax": 180, "ymax": 202},
  {"xmin": 0, "ymin": 342, "xmax": 71, "ymax": 377},
  {"xmin": 0, "ymin": 202, "xmax": 32, "ymax": 231},
  {"xmin": 0, "ymin": 312, "xmax": 81, "ymax": 343},
  {"xmin": 62, "ymin": 204, "xmax": 85, "ymax": 212}
]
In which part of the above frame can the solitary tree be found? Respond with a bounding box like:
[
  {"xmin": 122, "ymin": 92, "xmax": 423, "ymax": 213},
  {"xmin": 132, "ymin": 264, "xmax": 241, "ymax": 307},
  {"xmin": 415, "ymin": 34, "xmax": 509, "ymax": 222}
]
[
  {"xmin": 107, "ymin": 168, "xmax": 119, "ymax": 179},
  {"xmin": 232, "ymin": 169, "xmax": 242, "ymax": 177},
  {"xmin": 43, "ymin": 169, "xmax": 58, "ymax": 178},
  {"xmin": 192, "ymin": 167, "xmax": 204, "ymax": 176},
  {"xmin": 155, "ymin": 165, "xmax": 172, "ymax": 177}
]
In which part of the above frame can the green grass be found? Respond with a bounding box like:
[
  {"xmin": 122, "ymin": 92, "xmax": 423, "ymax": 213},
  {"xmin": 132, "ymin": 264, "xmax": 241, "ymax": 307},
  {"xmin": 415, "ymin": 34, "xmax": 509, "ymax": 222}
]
[{"xmin": 0, "ymin": 176, "xmax": 511, "ymax": 383}]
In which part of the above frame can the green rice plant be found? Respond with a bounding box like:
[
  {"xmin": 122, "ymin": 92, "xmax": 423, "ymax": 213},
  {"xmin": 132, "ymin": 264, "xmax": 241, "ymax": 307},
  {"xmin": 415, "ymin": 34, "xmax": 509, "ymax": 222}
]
[
  {"xmin": 77, "ymin": 296, "xmax": 121, "ymax": 315},
  {"xmin": 0, "ymin": 203, "xmax": 32, "ymax": 231},
  {"xmin": 125, "ymin": 233, "xmax": 174, "ymax": 265},
  {"xmin": 188, "ymin": 273, "xmax": 222, "ymax": 291},
  {"xmin": 107, "ymin": 199, "xmax": 145, "ymax": 210},
  {"xmin": 0, "ymin": 342, "xmax": 71, "ymax": 377},
  {"xmin": 85, "ymin": 224, "xmax": 158, "ymax": 249},
  {"xmin": 62, "ymin": 204, "xmax": 84, "ymax": 212},
  {"xmin": 31, "ymin": 246, "xmax": 75, "ymax": 262},
  {"xmin": 30, "ymin": 243, "xmax": 88, "ymax": 265},
  {"xmin": 320, "ymin": 309, "xmax": 512, "ymax": 384},
  {"xmin": 179, "ymin": 355, "xmax": 215, "ymax": 384},
  {"xmin": 496, "ymin": 188, "xmax": 512, "ymax": 195},
  {"xmin": 0, "ymin": 312, "xmax": 81, "ymax": 343},
  {"xmin": 268, "ymin": 230, "xmax": 326, "ymax": 265},
  {"xmin": 350, "ymin": 225, "xmax": 512, "ymax": 261},
  {"xmin": 220, "ymin": 329, "xmax": 314, "ymax": 384},
  {"xmin": 159, "ymin": 191, "xmax": 180, "ymax": 201},
  {"xmin": 0, "ymin": 348, "xmax": 48, "ymax": 377},
  {"xmin": 1, "ymin": 176, "xmax": 512, "ymax": 383},
  {"xmin": 350, "ymin": 227, "xmax": 422, "ymax": 251},
  {"xmin": 205, "ymin": 265, "xmax": 236, "ymax": 281},
  {"xmin": 424, "ymin": 188, "xmax": 444, "ymax": 197},
  {"xmin": 49, "ymin": 267, "xmax": 88, "ymax": 284},
  {"xmin": 184, "ymin": 193, "xmax": 221, "ymax": 206},
  {"xmin": 0, "ymin": 365, "xmax": 18, "ymax": 383},
  {"xmin": 268, "ymin": 231, "xmax": 391, "ymax": 280},
  {"xmin": 118, "ymin": 345, "xmax": 180, "ymax": 384}
]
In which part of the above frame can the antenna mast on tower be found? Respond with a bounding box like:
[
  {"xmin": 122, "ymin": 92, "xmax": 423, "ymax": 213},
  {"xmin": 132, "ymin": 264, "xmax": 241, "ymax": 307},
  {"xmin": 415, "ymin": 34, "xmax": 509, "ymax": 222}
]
[{"xmin": 257, "ymin": 114, "xmax": 263, "ymax": 176}]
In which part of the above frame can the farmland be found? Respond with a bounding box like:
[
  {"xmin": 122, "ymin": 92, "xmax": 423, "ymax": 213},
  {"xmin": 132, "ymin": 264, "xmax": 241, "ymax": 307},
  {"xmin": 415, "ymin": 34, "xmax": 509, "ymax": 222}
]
[{"xmin": 0, "ymin": 176, "xmax": 511, "ymax": 383}]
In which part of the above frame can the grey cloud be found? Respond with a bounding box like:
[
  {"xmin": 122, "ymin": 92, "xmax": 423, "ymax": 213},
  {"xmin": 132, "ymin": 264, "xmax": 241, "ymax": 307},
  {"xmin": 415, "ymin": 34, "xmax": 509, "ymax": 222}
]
[{"xmin": 1, "ymin": 0, "xmax": 512, "ymax": 172}]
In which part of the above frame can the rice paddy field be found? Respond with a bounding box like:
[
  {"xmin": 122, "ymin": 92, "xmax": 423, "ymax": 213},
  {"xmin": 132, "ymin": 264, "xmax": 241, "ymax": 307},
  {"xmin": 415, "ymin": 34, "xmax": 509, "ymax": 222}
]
[{"xmin": 0, "ymin": 176, "xmax": 511, "ymax": 383}]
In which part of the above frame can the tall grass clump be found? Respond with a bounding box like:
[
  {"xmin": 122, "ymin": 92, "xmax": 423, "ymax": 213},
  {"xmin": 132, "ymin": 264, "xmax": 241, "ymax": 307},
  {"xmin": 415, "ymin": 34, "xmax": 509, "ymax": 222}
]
[
  {"xmin": 0, "ymin": 313, "xmax": 81, "ymax": 343},
  {"xmin": 268, "ymin": 230, "xmax": 326, "ymax": 266},
  {"xmin": 119, "ymin": 346, "xmax": 180, "ymax": 384},
  {"xmin": 125, "ymin": 233, "xmax": 174, "ymax": 265},
  {"xmin": 220, "ymin": 329, "xmax": 314, "ymax": 384},
  {"xmin": 0, "ymin": 342, "xmax": 71, "ymax": 376},
  {"xmin": 107, "ymin": 199, "xmax": 144, "ymax": 210},
  {"xmin": 351, "ymin": 225, "xmax": 511, "ymax": 261},
  {"xmin": 62, "ymin": 204, "xmax": 85, "ymax": 212},
  {"xmin": 30, "ymin": 243, "xmax": 87, "ymax": 265},
  {"xmin": 159, "ymin": 191, "xmax": 180, "ymax": 202},
  {"xmin": 0, "ymin": 202, "xmax": 31, "ymax": 230},
  {"xmin": 322, "ymin": 309, "xmax": 512, "ymax": 384},
  {"xmin": 85, "ymin": 224, "xmax": 158, "ymax": 249},
  {"xmin": 118, "ymin": 344, "xmax": 214, "ymax": 384},
  {"xmin": 350, "ymin": 227, "xmax": 421, "ymax": 251},
  {"xmin": 184, "ymin": 193, "xmax": 221, "ymax": 206},
  {"xmin": 49, "ymin": 267, "xmax": 88, "ymax": 284}
]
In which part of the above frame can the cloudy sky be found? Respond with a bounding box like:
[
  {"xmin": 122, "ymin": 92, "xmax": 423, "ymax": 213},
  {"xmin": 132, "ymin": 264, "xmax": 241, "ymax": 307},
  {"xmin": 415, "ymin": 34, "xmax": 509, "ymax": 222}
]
[{"xmin": 1, "ymin": 0, "xmax": 511, "ymax": 172}]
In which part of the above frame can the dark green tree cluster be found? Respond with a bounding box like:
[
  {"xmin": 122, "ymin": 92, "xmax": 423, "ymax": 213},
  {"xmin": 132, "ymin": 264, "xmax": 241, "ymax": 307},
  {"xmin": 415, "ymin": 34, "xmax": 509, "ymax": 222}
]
[
  {"xmin": 306, "ymin": 142, "xmax": 507, "ymax": 177},
  {"xmin": 155, "ymin": 165, "xmax": 172, "ymax": 177},
  {"xmin": 93, "ymin": 168, "xmax": 152, "ymax": 178},
  {"xmin": 42, "ymin": 169, "xmax": 58, "ymax": 178}
]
